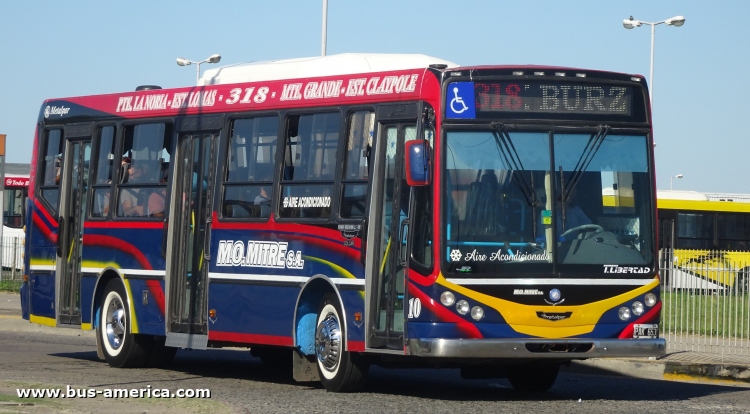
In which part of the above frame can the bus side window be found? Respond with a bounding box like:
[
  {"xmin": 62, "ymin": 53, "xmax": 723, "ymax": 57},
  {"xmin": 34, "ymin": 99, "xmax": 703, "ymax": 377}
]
[
  {"xmin": 91, "ymin": 126, "xmax": 116, "ymax": 218},
  {"xmin": 279, "ymin": 112, "xmax": 340, "ymax": 220},
  {"xmin": 222, "ymin": 116, "xmax": 279, "ymax": 219},
  {"xmin": 38, "ymin": 129, "xmax": 63, "ymax": 214},
  {"xmin": 340, "ymin": 110, "xmax": 374, "ymax": 218},
  {"xmin": 116, "ymin": 123, "xmax": 171, "ymax": 218}
]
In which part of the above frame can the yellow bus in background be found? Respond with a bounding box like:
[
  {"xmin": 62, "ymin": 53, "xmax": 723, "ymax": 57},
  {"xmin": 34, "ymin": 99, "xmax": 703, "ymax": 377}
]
[{"xmin": 657, "ymin": 190, "xmax": 750, "ymax": 289}]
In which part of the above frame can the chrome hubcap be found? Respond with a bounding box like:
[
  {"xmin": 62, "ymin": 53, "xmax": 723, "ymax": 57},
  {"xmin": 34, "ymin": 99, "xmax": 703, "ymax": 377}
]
[
  {"xmin": 315, "ymin": 312, "xmax": 341, "ymax": 372},
  {"xmin": 105, "ymin": 297, "xmax": 126, "ymax": 350}
]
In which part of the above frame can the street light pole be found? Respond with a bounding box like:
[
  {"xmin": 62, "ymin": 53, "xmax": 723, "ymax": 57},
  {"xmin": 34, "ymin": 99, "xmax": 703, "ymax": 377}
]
[
  {"xmin": 623, "ymin": 15, "xmax": 685, "ymax": 105},
  {"xmin": 670, "ymin": 174, "xmax": 683, "ymax": 190},
  {"xmin": 321, "ymin": 0, "xmax": 328, "ymax": 56},
  {"xmin": 176, "ymin": 54, "xmax": 222, "ymax": 86}
]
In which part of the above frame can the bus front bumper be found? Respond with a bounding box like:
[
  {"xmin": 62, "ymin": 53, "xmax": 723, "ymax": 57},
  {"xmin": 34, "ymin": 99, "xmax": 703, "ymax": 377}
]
[{"xmin": 407, "ymin": 338, "xmax": 666, "ymax": 359}]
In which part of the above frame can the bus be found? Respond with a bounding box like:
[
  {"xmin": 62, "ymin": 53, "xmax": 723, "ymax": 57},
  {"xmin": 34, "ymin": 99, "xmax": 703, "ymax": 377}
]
[
  {"xmin": 20, "ymin": 53, "xmax": 663, "ymax": 392},
  {"xmin": 658, "ymin": 190, "xmax": 750, "ymax": 290},
  {"xmin": 2, "ymin": 164, "xmax": 29, "ymax": 274}
]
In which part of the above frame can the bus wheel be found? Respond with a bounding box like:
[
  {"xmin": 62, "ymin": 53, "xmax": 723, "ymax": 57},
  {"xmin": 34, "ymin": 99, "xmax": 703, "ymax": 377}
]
[
  {"xmin": 507, "ymin": 363, "xmax": 559, "ymax": 392},
  {"xmin": 99, "ymin": 279, "xmax": 152, "ymax": 368},
  {"xmin": 315, "ymin": 293, "xmax": 368, "ymax": 392}
]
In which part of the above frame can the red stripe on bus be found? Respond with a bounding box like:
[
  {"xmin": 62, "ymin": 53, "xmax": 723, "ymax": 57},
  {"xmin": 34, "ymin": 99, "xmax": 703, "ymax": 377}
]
[
  {"xmin": 81, "ymin": 234, "xmax": 153, "ymax": 270},
  {"xmin": 407, "ymin": 284, "xmax": 483, "ymax": 339},
  {"xmin": 208, "ymin": 331, "xmax": 293, "ymax": 346},
  {"xmin": 84, "ymin": 221, "xmax": 164, "ymax": 229},
  {"xmin": 34, "ymin": 198, "xmax": 57, "ymax": 227},
  {"xmin": 617, "ymin": 301, "xmax": 662, "ymax": 339},
  {"xmin": 144, "ymin": 280, "xmax": 165, "ymax": 315},
  {"xmin": 32, "ymin": 212, "xmax": 57, "ymax": 243},
  {"xmin": 348, "ymin": 340, "xmax": 365, "ymax": 352}
]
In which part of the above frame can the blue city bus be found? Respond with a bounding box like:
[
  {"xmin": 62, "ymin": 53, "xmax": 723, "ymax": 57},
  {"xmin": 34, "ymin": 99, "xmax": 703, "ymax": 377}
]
[{"xmin": 21, "ymin": 54, "xmax": 664, "ymax": 392}]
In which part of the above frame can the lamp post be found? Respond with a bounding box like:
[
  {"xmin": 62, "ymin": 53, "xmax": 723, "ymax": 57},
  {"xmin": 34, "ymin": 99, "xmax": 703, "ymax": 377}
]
[
  {"xmin": 321, "ymin": 0, "xmax": 328, "ymax": 56},
  {"xmin": 670, "ymin": 174, "xmax": 683, "ymax": 190},
  {"xmin": 623, "ymin": 15, "xmax": 685, "ymax": 105},
  {"xmin": 176, "ymin": 54, "xmax": 222, "ymax": 86}
]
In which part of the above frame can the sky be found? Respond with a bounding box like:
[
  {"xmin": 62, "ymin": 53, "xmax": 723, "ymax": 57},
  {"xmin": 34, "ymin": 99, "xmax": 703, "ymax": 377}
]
[{"xmin": 0, "ymin": 0, "xmax": 747, "ymax": 193}]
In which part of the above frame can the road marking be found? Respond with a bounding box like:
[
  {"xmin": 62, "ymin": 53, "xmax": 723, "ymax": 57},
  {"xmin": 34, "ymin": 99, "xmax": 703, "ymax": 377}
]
[{"xmin": 0, "ymin": 314, "xmax": 21, "ymax": 319}]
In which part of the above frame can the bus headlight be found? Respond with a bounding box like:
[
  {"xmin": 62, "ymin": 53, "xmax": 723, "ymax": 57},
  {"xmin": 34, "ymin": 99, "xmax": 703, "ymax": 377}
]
[
  {"xmin": 632, "ymin": 301, "xmax": 644, "ymax": 316},
  {"xmin": 645, "ymin": 293, "xmax": 657, "ymax": 307},
  {"xmin": 440, "ymin": 291, "xmax": 455, "ymax": 307},
  {"xmin": 470, "ymin": 306, "xmax": 484, "ymax": 321},
  {"xmin": 456, "ymin": 300, "xmax": 469, "ymax": 315},
  {"xmin": 618, "ymin": 306, "xmax": 631, "ymax": 321}
]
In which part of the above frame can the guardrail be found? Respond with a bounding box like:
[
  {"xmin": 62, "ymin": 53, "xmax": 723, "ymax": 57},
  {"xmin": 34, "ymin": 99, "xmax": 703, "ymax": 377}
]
[
  {"xmin": 0, "ymin": 236, "xmax": 24, "ymax": 282},
  {"xmin": 659, "ymin": 248, "xmax": 750, "ymax": 358}
]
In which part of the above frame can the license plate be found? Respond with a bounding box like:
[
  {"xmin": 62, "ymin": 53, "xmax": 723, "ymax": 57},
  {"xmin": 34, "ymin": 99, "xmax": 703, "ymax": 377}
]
[{"xmin": 633, "ymin": 324, "xmax": 659, "ymax": 339}]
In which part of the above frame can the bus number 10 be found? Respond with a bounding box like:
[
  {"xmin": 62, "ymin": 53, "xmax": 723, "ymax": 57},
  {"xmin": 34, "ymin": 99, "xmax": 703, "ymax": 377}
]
[{"xmin": 407, "ymin": 298, "xmax": 422, "ymax": 319}]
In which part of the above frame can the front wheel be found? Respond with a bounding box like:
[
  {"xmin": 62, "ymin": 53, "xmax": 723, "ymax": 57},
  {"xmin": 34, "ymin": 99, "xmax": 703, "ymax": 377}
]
[
  {"xmin": 315, "ymin": 293, "xmax": 368, "ymax": 392},
  {"xmin": 98, "ymin": 279, "xmax": 152, "ymax": 368},
  {"xmin": 506, "ymin": 363, "xmax": 559, "ymax": 392}
]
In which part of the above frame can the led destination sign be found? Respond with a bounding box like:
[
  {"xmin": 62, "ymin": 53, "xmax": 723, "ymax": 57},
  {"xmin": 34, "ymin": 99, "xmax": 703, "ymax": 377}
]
[
  {"xmin": 475, "ymin": 81, "xmax": 633, "ymax": 115},
  {"xmin": 445, "ymin": 81, "xmax": 642, "ymax": 121}
]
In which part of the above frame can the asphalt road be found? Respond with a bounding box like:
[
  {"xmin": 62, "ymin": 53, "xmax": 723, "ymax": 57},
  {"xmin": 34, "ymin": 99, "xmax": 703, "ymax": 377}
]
[{"xmin": 1, "ymin": 327, "xmax": 750, "ymax": 413}]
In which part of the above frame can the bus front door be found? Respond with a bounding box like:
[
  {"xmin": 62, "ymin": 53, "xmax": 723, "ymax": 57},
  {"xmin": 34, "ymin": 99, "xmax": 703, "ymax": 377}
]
[
  {"xmin": 57, "ymin": 139, "xmax": 91, "ymax": 325},
  {"xmin": 165, "ymin": 133, "xmax": 217, "ymax": 348},
  {"xmin": 368, "ymin": 123, "xmax": 415, "ymax": 349}
]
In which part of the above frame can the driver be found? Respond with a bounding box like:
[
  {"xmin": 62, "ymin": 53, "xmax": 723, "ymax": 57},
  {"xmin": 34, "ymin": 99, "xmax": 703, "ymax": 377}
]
[{"xmin": 535, "ymin": 189, "xmax": 592, "ymax": 238}]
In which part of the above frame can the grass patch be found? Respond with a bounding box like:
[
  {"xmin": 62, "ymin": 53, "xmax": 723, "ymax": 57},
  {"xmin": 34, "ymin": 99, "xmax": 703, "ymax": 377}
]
[
  {"xmin": 661, "ymin": 291, "xmax": 750, "ymax": 338},
  {"xmin": 0, "ymin": 280, "xmax": 22, "ymax": 293}
]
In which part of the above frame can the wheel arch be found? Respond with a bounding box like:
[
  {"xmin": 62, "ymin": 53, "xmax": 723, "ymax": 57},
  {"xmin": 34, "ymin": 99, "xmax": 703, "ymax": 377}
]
[
  {"xmin": 292, "ymin": 275, "xmax": 348, "ymax": 356},
  {"xmin": 90, "ymin": 268, "xmax": 131, "ymax": 332}
]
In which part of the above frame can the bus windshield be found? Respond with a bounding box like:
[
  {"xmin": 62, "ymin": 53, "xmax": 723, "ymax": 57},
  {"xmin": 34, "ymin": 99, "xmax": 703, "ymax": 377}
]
[{"xmin": 444, "ymin": 129, "xmax": 654, "ymax": 276}]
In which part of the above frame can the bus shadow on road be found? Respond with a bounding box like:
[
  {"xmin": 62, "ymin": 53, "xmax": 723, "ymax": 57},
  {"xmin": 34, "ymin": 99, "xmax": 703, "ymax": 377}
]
[
  {"xmin": 49, "ymin": 349, "xmax": 747, "ymax": 400},
  {"xmin": 361, "ymin": 368, "xmax": 748, "ymax": 402}
]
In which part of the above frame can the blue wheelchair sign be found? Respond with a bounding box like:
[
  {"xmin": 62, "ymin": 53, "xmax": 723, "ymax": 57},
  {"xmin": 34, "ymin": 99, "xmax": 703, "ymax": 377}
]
[{"xmin": 446, "ymin": 82, "xmax": 475, "ymax": 119}]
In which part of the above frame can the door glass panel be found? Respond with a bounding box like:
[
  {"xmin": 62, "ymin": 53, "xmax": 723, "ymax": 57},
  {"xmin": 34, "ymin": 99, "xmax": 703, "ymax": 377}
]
[
  {"xmin": 60, "ymin": 142, "xmax": 81, "ymax": 316},
  {"xmin": 375, "ymin": 127, "xmax": 397, "ymax": 331},
  {"xmin": 59, "ymin": 141, "xmax": 90, "ymax": 322},
  {"xmin": 169, "ymin": 134, "xmax": 215, "ymax": 334}
]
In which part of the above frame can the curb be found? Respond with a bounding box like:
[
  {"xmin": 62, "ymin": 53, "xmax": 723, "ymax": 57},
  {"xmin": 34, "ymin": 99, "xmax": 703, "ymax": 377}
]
[{"xmin": 567, "ymin": 358, "xmax": 750, "ymax": 386}]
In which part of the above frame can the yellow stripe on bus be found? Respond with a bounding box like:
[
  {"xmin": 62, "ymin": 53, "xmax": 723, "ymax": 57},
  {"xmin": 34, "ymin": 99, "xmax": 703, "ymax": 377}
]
[
  {"xmin": 123, "ymin": 278, "xmax": 139, "ymax": 334},
  {"xmin": 81, "ymin": 323, "xmax": 92, "ymax": 330},
  {"xmin": 658, "ymin": 198, "xmax": 750, "ymax": 213},
  {"xmin": 436, "ymin": 274, "xmax": 660, "ymax": 338},
  {"xmin": 30, "ymin": 314, "xmax": 56, "ymax": 327}
]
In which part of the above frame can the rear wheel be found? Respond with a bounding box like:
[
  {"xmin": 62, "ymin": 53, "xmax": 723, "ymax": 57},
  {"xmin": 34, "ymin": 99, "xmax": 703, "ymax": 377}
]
[
  {"xmin": 315, "ymin": 293, "xmax": 368, "ymax": 392},
  {"xmin": 506, "ymin": 363, "xmax": 559, "ymax": 392},
  {"xmin": 99, "ymin": 279, "xmax": 152, "ymax": 368}
]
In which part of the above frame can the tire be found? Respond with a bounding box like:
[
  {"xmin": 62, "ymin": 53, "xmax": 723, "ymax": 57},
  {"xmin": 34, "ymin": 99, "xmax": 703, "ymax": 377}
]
[
  {"xmin": 99, "ymin": 279, "xmax": 152, "ymax": 368},
  {"xmin": 506, "ymin": 363, "xmax": 559, "ymax": 392},
  {"xmin": 315, "ymin": 293, "xmax": 368, "ymax": 392},
  {"xmin": 145, "ymin": 336, "xmax": 178, "ymax": 368}
]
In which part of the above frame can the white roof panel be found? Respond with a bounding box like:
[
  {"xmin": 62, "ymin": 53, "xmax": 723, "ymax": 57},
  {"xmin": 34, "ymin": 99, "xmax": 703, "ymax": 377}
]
[{"xmin": 199, "ymin": 53, "xmax": 459, "ymax": 86}]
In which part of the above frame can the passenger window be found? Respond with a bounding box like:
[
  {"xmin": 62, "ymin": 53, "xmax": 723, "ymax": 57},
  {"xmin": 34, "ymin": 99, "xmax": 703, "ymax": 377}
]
[
  {"xmin": 279, "ymin": 112, "xmax": 340, "ymax": 219},
  {"xmin": 222, "ymin": 116, "xmax": 279, "ymax": 219},
  {"xmin": 116, "ymin": 123, "xmax": 172, "ymax": 218},
  {"xmin": 341, "ymin": 111, "xmax": 374, "ymax": 218},
  {"xmin": 39, "ymin": 129, "xmax": 63, "ymax": 213},
  {"xmin": 91, "ymin": 126, "xmax": 115, "ymax": 218}
]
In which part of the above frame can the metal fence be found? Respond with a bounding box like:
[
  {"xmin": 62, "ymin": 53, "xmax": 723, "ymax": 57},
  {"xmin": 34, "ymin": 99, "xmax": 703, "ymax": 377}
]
[
  {"xmin": 659, "ymin": 248, "xmax": 750, "ymax": 357},
  {"xmin": 0, "ymin": 236, "xmax": 24, "ymax": 282}
]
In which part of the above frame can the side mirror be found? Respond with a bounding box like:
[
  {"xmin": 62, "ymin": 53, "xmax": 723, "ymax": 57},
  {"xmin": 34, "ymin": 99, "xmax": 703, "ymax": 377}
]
[{"xmin": 405, "ymin": 140, "xmax": 430, "ymax": 186}]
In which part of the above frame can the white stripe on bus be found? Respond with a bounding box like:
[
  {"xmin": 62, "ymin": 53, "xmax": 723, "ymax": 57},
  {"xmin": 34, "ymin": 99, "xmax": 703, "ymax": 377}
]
[{"xmin": 208, "ymin": 273, "xmax": 365, "ymax": 286}]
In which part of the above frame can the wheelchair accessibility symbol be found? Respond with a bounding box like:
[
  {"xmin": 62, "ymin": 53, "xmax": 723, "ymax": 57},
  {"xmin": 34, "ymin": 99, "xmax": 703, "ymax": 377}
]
[
  {"xmin": 446, "ymin": 82, "xmax": 475, "ymax": 119},
  {"xmin": 451, "ymin": 87, "xmax": 469, "ymax": 114}
]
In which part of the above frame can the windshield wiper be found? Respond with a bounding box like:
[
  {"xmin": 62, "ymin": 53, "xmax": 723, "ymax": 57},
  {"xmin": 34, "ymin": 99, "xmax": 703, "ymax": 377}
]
[
  {"xmin": 491, "ymin": 122, "xmax": 540, "ymax": 236},
  {"xmin": 561, "ymin": 125, "xmax": 610, "ymax": 203}
]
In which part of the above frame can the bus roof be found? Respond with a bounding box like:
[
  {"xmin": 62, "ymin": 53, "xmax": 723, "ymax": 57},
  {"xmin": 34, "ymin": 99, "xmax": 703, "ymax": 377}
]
[
  {"xmin": 199, "ymin": 53, "xmax": 459, "ymax": 86},
  {"xmin": 658, "ymin": 190, "xmax": 750, "ymax": 213}
]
